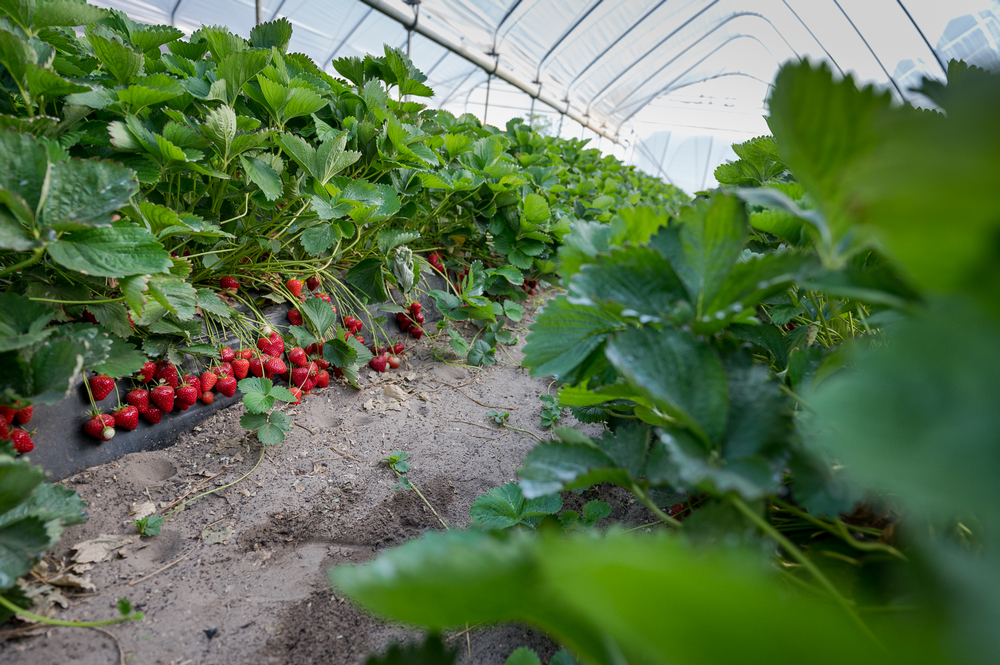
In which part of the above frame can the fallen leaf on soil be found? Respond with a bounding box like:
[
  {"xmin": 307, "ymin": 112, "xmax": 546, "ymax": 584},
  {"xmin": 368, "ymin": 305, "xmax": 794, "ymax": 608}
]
[
  {"xmin": 71, "ymin": 534, "xmax": 137, "ymax": 564},
  {"xmin": 129, "ymin": 501, "xmax": 157, "ymax": 520},
  {"xmin": 202, "ymin": 524, "xmax": 235, "ymax": 544},
  {"xmin": 46, "ymin": 572, "xmax": 96, "ymax": 591},
  {"xmin": 383, "ymin": 385, "xmax": 409, "ymax": 402}
]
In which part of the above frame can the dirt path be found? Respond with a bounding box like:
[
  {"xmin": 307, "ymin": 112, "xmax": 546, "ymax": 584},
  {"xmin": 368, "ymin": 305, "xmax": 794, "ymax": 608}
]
[{"xmin": 0, "ymin": 317, "xmax": 644, "ymax": 664}]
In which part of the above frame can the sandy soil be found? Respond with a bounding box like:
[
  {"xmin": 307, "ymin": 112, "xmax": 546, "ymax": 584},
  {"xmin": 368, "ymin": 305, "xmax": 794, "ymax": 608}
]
[{"xmin": 0, "ymin": 313, "xmax": 652, "ymax": 665}]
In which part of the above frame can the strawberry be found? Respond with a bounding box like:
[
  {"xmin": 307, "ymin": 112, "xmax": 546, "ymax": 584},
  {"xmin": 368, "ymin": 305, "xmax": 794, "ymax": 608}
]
[
  {"xmin": 220, "ymin": 276, "xmax": 239, "ymax": 292},
  {"xmin": 287, "ymin": 308, "xmax": 303, "ymax": 326},
  {"xmin": 387, "ymin": 356, "xmax": 401, "ymax": 370},
  {"xmin": 0, "ymin": 406, "xmax": 15, "ymax": 424},
  {"xmin": 257, "ymin": 336, "xmax": 275, "ymax": 355},
  {"xmin": 81, "ymin": 309, "xmax": 98, "ymax": 325},
  {"xmin": 138, "ymin": 361, "xmax": 156, "ymax": 382},
  {"xmin": 232, "ymin": 358, "xmax": 249, "ymax": 380},
  {"xmin": 126, "ymin": 388, "xmax": 150, "ymax": 414},
  {"xmin": 0, "ymin": 419, "xmax": 8, "ymax": 441},
  {"xmin": 176, "ymin": 382, "xmax": 198, "ymax": 406},
  {"xmin": 369, "ymin": 355, "xmax": 387, "ymax": 372},
  {"xmin": 200, "ymin": 370, "xmax": 217, "ymax": 393},
  {"xmin": 11, "ymin": 428, "xmax": 33, "ymax": 453},
  {"xmin": 316, "ymin": 370, "xmax": 330, "ymax": 388},
  {"xmin": 288, "ymin": 347, "xmax": 308, "ymax": 367},
  {"xmin": 83, "ymin": 413, "xmax": 116, "ymax": 441},
  {"xmin": 392, "ymin": 342, "xmax": 405, "ymax": 355},
  {"xmin": 302, "ymin": 378, "xmax": 315, "ymax": 393},
  {"xmin": 355, "ymin": 335, "xmax": 365, "ymax": 345},
  {"xmin": 267, "ymin": 331, "xmax": 284, "ymax": 356},
  {"xmin": 154, "ymin": 362, "xmax": 179, "ymax": 388},
  {"xmin": 288, "ymin": 387, "xmax": 302, "ymax": 404},
  {"xmin": 286, "ymin": 278, "xmax": 303, "ymax": 297},
  {"xmin": 410, "ymin": 326, "xmax": 424, "ymax": 340},
  {"xmin": 201, "ymin": 391, "xmax": 214, "ymax": 404},
  {"xmin": 414, "ymin": 311, "xmax": 425, "ymax": 325},
  {"xmin": 142, "ymin": 406, "xmax": 163, "ymax": 424},
  {"xmin": 14, "ymin": 406, "xmax": 32, "ymax": 425},
  {"xmin": 239, "ymin": 348, "xmax": 253, "ymax": 360},
  {"xmin": 113, "ymin": 405, "xmax": 139, "ymax": 431},
  {"xmin": 409, "ymin": 302, "xmax": 422, "ymax": 315},
  {"xmin": 305, "ymin": 343, "xmax": 316, "ymax": 355},
  {"xmin": 248, "ymin": 356, "xmax": 264, "ymax": 377},
  {"xmin": 216, "ymin": 362, "xmax": 233, "ymax": 378},
  {"xmin": 183, "ymin": 374, "xmax": 199, "ymax": 388},
  {"xmin": 151, "ymin": 385, "xmax": 175, "ymax": 412},
  {"xmin": 216, "ymin": 376, "xmax": 237, "ymax": 398},
  {"xmin": 306, "ymin": 275, "xmax": 320, "ymax": 291},
  {"xmin": 316, "ymin": 292, "xmax": 331, "ymax": 304},
  {"xmin": 291, "ymin": 366, "xmax": 311, "ymax": 387},
  {"xmin": 177, "ymin": 401, "xmax": 190, "ymax": 411},
  {"xmin": 315, "ymin": 358, "xmax": 330, "ymax": 370},
  {"xmin": 220, "ymin": 347, "xmax": 236, "ymax": 363},
  {"xmin": 264, "ymin": 357, "xmax": 286, "ymax": 375},
  {"xmin": 332, "ymin": 366, "xmax": 344, "ymax": 378},
  {"xmin": 89, "ymin": 374, "xmax": 115, "ymax": 401}
]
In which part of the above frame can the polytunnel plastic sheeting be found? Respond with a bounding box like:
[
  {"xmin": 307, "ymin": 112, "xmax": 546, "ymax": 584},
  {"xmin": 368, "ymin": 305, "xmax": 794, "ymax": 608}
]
[{"xmin": 93, "ymin": 0, "xmax": 1000, "ymax": 194}]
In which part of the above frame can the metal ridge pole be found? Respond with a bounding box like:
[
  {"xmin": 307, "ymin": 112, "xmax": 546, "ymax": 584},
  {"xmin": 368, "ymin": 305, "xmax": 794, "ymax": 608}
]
[{"xmin": 353, "ymin": 0, "xmax": 621, "ymax": 144}]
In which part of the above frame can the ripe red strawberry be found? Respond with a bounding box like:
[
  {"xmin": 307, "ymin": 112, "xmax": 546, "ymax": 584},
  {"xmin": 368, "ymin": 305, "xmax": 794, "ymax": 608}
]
[
  {"xmin": 0, "ymin": 419, "xmax": 8, "ymax": 441},
  {"xmin": 287, "ymin": 308, "xmax": 303, "ymax": 326},
  {"xmin": 369, "ymin": 355, "xmax": 387, "ymax": 372},
  {"xmin": 257, "ymin": 336, "xmax": 274, "ymax": 355},
  {"xmin": 142, "ymin": 406, "xmax": 163, "ymax": 424},
  {"xmin": 316, "ymin": 292, "xmax": 331, "ymax": 304},
  {"xmin": 286, "ymin": 278, "xmax": 303, "ymax": 297},
  {"xmin": 332, "ymin": 366, "xmax": 344, "ymax": 378},
  {"xmin": 11, "ymin": 428, "xmax": 33, "ymax": 453},
  {"xmin": 290, "ymin": 366, "xmax": 310, "ymax": 387},
  {"xmin": 176, "ymin": 382, "xmax": 198, "ymax": 406},
  {"xmin": 113, "ymin": 405, "xmax": 139, "ymax": 431},
  {"xmin": 315, "ymin": 358, "xmax": 330, "ymax": 370},
  {"xmin": 392, "ymin": 342, "xmax": 405, "ymax": 355},
  {"xmin": 414, "ymin": 311, "xmax": 425, "ymax": 325},
  {"xmin": 264, "ymin": 357, "xmax": 286, "ymax": 375},
  {"xmin": 248, "ymin": 356, "xmax": 264, "ymax": 377},
  {"xmin": 387, "ymin": 356, "xmax": 401, "ymax": 370},
  {"xmin": 288, "ymin": 386, "xmax": 302, "ymax": 404},
  {"xmin": 220, "ymin": 276, "xmax": 239, "ymax": 292},
  {"xmin": 0, "ymin": 406, "xmax": 15, "ymax": 424},
  {"xmin": 409, "ymin": 302, "xmax": 422, "ymax": 315},
  {"xmin": 306, "ymin": 275, "xmax": 320, "ymax": 291},
  {"xmin": 200, "ymin": 370, "xmax": 217, "ymax": 393},
  {"xmin": 89, "ymin": 374, "xmax": 115, "ymax": 401},
  {"xmin": 220, "ymin": 347, "xmax": 236, "ymax": 363},
  {"xmin": 201, "ymin": 391, "xmax": 214, "ymax": 404},
  {"xmin": 177, "ymin": 401, "xmax": 190, "ymax": 411},
  {"xmin": 183, "ymin": 374, "xmax": 199, "ymax": 388},
  {"xmin": 83, "ymin": 413, "xmax": 116, "ymax": 441},
  {"xmin": 410, "ymin": 326, "xmax": 424, "ymax": 340},
  {"xmin": 151, "ymin": 385, "xmax": 175, "ymax": 412},
  {"xmin": 239, "ymin": 348, "xmax": 253, "ymax": 360},
  {"xmin": 216, "ymin": 376, "xmax": 237, "ymax": 398},
  {"xmin": 302, "ymin": 378, "xmax": 315, "ymax": 392},
  {"xmin": 288, "ymin": 347, "xmax": 307, "ymax": 367},
  {"xmin": 81, "ymin": 309, "xmax": 98, "ymax": 324},
  {"xmin": 154, "ymin": 362, "xmax": 179, "ymax": 388},
  {"xmin": 355, "ymin": 335, "xmax": 365, "ymax": 345},
  {"xmin": 14, "ymin": 406, "xmax": 32, "ymax": 425},
  {"xmin": 216, "ymin": 362, "xmax": 233, "ymax": 378},
  {"xmin": 316, "ymin": 370, "xmax": 330, "ymax": 388},
  {"xmin": 231, "ymin": 358, "xmax": 249, "ymax": 380},
  {"xmin": 267, "ymin": 331, "xmax": 284, "ymax": 356},
  {"xmin": 126, "ymin": 388, "xmax": 150, "ymax": 414},
  {"xmin": 138, "ymin": 361, "xmax": 156, "ymax": 382}
]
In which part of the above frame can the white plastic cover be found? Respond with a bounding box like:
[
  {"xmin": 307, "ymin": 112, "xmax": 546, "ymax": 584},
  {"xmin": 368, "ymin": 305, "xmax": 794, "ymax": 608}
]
[{"xmin": 94, "ymin": 0, "xmax": 1000, "ymax": 193}]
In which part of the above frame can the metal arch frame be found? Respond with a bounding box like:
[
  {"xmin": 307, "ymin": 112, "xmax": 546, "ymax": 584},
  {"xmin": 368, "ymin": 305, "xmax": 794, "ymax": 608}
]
[
  {"xmin": 589, "ymin": 12, "xmax": 799, "ymax": 117},
  {"xmin": 324, "ymin": 7, "xmax": 375, "ymax": 65},
  {"xmin": 490, "ymin": 0, "xmax": 524, "ymax": 55},
  {"xmin": 613, "ymin": 38, "xmax": 778, "ymax": 130},
  {"xmin": 532, "ymin": 0, "xmax": 605, "ymax": 83},
  {"xmin": 830, "ymin": 0, "xmax": 904, "ymax": 100},
  {"xmin": 269, "ymin": 0, "xmax": 288, "ymax": 21},
  {"xmin": 438, "ymin": 66, "xmax": 485, "ymax": 108},
  {"xmin": 780, "ymin": 0, "xmax": 844, "ymax": 76},
  {"xmin": 170, "ymin": 0, "xmax": 185, "ymax": 27},
  {"xmin": 563, "ymin": 0, "xmax": 671, "ymax": 100},
  {"xmin": 895, "ymin": 0, "xmax": 948, "ymax": 75}
]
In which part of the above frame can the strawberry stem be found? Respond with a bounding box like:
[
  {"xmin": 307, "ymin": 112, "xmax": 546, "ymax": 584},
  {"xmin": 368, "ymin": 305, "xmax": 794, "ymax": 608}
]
[{"xmin": 80, "ymin": 372, "xmax": 98, "ymax": 412}]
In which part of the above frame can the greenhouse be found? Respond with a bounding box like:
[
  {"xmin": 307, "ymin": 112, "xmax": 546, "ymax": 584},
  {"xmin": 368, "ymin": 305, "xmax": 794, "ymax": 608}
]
[{"xmin": 1, "ymin": 0, "xmax": 998, "ymax": 663}]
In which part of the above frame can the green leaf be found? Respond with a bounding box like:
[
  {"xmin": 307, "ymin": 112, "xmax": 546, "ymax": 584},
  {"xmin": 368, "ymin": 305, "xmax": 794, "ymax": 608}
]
[
  {"xmin": 146, "ymin": 275, "xmax": 197, "ymax": 320},
  {"xmin": 0, "ymin": 455, "xmax": 44, "ymax": 516},
  {"xmin": 87, "ymin": 26, "xmax": 143, "ymax": 85},
  {"xmin": 505, "ymin": 647, "xmax": 541, "ymax": 665},
  {"xmin": 377, "ymin": 229, "xmax": 419, "ymax": 256},
  {"xmin": 242, "ymin": 390, "xmax": 274, "ymax": 414},
  {"xmin": 300, "ymin": 223, "xmax": 340, "ymax": 256},
  {"xmin": 333, "ymin": 530, "xmax": 927, "ymax": 665},
  {"xmin": 90, "ymin": 336, "xmax": 146, "ymax": 378},
  {"xmin": 0, "ymin": 336, "xmax": 86, "ymax": 404},
  {"xmin": 605, "ymin": 326, "xmax": 728, "ymax": 445},
  {"xmin": 38, "ymin": 158, "xmax": 138, "ymax": 231},
  {"xmin": 239, "ymin": 411, "xmax": 268, "ymax": 430},
  {"xmin": 469, "ymin": 482, "xmax": 561, "ymax": 530},
  {"xmin": 345, "ymin": 257, "xmax": 387, "ymax": 304},
  {"xmin": 47, "ymin": 226, "xmax": 171, "ymax": 277},
  {"xmin": 518, "ymin": 437, "xmax": 629, "ymax": 498},
  {"xmin": 522, "ymin": 193, "xmax": 549, "ymax": 224},
  {"xmin": 0, "ymin": 516, "xmax": 50, "ymax": 589},
  {"xmin": 0, "ymin": 293, "xmax": 55, "ymax": 352},
  {"xmin": 195, "ymin": 288, "xmax": 235, "ymax": 319},
  {"xmin": 239, "ymin": 155, "xmax": 282, "ymax": 201},
  {"xmin": 249, "ymin": 17, "xmax": 292, "ymax": 52},
  {"xmin": 466, "ymin": 339, "xmax": 495, "ymax": 367},
  {"xmin": 257, "ymin": 411, "xmax": 291, "ymax": 445},
  {"xmin": 364, "ymin": 635, "xmax": 457, "ymax": 665},
  {"xmin": 214, "ymin": 49, "xmax": 270, "ymax": 106},
  {"xmin": 522, "ymin": 296, "xmax": 624, "ymax": 382},
  {"xmin": 582, "ymin": 500, "xmax": 611, "ymax": 525},
  {"xmin": 300, "ymin": 296, "xmax": 338, "ymax": 338}
]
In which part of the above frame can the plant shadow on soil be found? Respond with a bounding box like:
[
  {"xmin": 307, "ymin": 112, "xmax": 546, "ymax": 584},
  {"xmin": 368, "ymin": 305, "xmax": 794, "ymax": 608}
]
[{"xmin": 0, "ymin": 313, "xmax": 657, "ymax": 664}]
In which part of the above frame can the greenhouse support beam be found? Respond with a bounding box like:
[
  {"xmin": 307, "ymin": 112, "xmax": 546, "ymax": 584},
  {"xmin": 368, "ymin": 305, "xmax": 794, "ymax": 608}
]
[{"xmin": 353, "ymin": 0, "xmax": 621, "ymax": 144}]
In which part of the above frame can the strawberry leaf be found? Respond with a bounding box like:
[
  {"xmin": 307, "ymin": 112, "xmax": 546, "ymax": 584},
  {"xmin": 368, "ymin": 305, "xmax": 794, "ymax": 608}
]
[{"xmin": 469, "ymin": 482, "xmax": 560, "ymax": 531}]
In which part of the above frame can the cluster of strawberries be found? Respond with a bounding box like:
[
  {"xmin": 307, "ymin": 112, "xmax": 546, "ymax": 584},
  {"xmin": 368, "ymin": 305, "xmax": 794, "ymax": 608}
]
[
  {"xmin": 369, "ymin": 341, "xmax": 406, "ymax": 373},
  {"xmin": 395, "ymin": 301, "xmax": 425, "ymax": 340},
  {"xmin": 521, "ymin": 279, "xmax": 539, "ymax": 296},
  {"xmin": 1, "ymin": 404, "xmax": 36, "ymax": 453}
]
